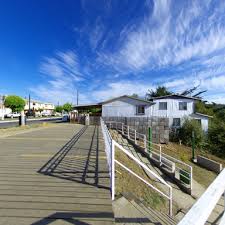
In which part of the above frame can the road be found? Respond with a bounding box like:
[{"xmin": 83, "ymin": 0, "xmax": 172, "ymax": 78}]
[{"xmin": 0, "ymin": 117, "xmax": 63, "ymax": 128}]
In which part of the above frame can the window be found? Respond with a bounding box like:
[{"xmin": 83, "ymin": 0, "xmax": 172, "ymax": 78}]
[
  {"xmin": 136, "ymin": 105, "xmax": 145, "ymax": 115},
  {"xmin": 179, "ymin": 102, "xmax": 187, "ymax": 110},
  {"xmin": 159, "ymin": 102, "xmax": 167, "ymax": 110},
  {"xmin": 173, "ymin": 118, "xmax": 181, "ymax": 127}
]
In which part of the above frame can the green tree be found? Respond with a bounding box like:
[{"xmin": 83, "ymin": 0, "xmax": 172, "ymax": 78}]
[
  {"xmin": 146, "ymin": 86, "xmax": 172, "ymax": 99},
  {"xmin": 63, "ymin": 103, "xmax": 73, "ymax": 112},
  {"xmin": 208, "ymin": 118, "xmax": 225, "ymax": 157},
  {"xmin": 4, "ymin": 95, "xmax": 25, "ymax": 112},
  {"xmin": 55, "ymin": 105, "xmax": 63, "ymax": 113},
  {"xmin": 195, "ymin": 101, "xmax": 214, "ymax": 116}
]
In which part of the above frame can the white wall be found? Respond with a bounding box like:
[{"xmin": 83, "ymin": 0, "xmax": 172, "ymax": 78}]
[
  {"xmin": 102, "ymin": 96, "xmax": 209, "ymax": 131},
  {"xmin": 102, "ymin": 97, "xmax": 152, "ymax": 117},
  {"xmin": 190, "ymin": 114, "xmax": 209, "ymax": 131},
  {"xmin": 0, "ymin": 107, "xmax": 12, "ymax": 118}
]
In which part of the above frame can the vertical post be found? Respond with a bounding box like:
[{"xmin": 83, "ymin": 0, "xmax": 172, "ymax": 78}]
[
  {"xmin": 159, "ymin": 145, "xmax": 162, "ymax": 165},
  {"xmin": 134, "ymin": 130, "xmax": 137, "ymax": 144},
  {"xmin": 192, "ymin": 131, "xmax": 195, "ymax": 160},
  {"xmin": 148, "ymin": 127, "xmax": 152, "ymax": 154},
  {"xmin": 122, "ymin": 123, "xmax": 124, "ymax": 134},
  {"xmin": 190, "ymin": 166, "xmax": 193, "ymax": 192},
  {"xmin": 111, "ymin": 140, "xmax": 115, "ymax": 201},
  {"xmin": 144, "ymin": 135, "xmax": 147, "ymax": 151},
  {"xmin": 169, "ymin": 187, "xmax": 173, "ymax": 217},
  {"xmin": 127, "ymin": 126, "xmax": 130, "ymax": 139},
  {"xmin": 110, "ymin": 122, "xmax": 112, "ymax": 129}
]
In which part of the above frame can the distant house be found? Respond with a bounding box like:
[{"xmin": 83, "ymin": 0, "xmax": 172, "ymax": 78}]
[
  {"xmin": 101, "ymin": 95, "xmax": 212, "ymax": 131},
  {"xmin": 24, "ymin": 99, "xmax": 55, "ymax": 115}
]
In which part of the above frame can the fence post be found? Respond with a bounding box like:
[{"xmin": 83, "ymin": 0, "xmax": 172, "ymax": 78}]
[
  {"xmin": 159, "ymin": 145, "xmax": 162, "ymax": 165},
  {"xmin": 148, "ymin": 127, "xmax": 152, "ymax": 154},
  {"xmin": 135, "ymin": 130, "xmax": 137, "ymax": 144},
  {"xmin": 111, "ymin": 140, "xmax": 115, "ymax": 201},
  {"xmin": 190, "ymin": 166, "xmax": 193, "ymax": 192},
  {"xmin": 169, "ymin": 187, "xmax": 173, "ymax": 217},
  {"xmin": 128, "ymin": 126, "xmax": 130, "ymax": 139},
  {"xmin": 122, "ymin": 123, "xmax": 124, "ymax": 134},
  {"xmin": 144, "ymin": 135, "xmax": 147, "ymax": 151},
  {"xmin": 192, "ymin": 131, "xmax": 196, "ymax": 160}
]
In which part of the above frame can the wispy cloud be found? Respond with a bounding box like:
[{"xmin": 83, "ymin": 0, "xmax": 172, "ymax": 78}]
[
  {"xmin": 31, "ymin": 51, "xmax": 87, "ymax": 104},
  {"xmin": 97, "ymin": 0, "xmax": 225, "ymax": 74}
]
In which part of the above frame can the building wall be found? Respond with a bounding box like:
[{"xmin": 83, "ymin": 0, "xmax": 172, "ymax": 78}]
[
  {"xmin": 24, "ymin": 100, "xmax": 55, "ymax": 113},
  {"xmin": 103, "ymin": 116, "xmax": 170, "ymax": 144},
  {"xmin": 102, "ymin": 97, "xmax": 153, "ymax": 117},
  {"xmin": 151, "ymin": 98, "xmax": 195, "ymax": 126},
  {"xmin": 0, "ymin": 107, "xmax": 11, "ymax": 117},
  {"xmin": 190, "ymin": 114, "xmax": 209, "ymax": 131},
  {"xmin": 102, "ymin": 96, "xmax": 209, "ymax": 131}
]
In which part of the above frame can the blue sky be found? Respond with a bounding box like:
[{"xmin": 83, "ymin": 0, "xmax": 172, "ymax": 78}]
[{"xmin": 1, "ymin": 0, "xmax": 225, "ymax": 104}]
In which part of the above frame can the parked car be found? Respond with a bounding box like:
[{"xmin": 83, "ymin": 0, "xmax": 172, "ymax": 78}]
[
  {"xmin": 41, "ymin": 112, "xmax": 52, "ymax": 117},
  {"xmin": 6, "ymin": 112, "xmax": 21, "ymax": 118}
]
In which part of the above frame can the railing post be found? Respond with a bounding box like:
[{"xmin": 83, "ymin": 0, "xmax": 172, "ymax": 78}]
[
  {"xmin": 144, "ymin": 135, "xmax": 147, "ymax": 151},
  {"xmin": 122, "ymin": 123, "xmax": 124, "ymax": 134},
  {"xmin": 127, "ymin": 126, "xmax": 130, "ymax": 139},
  {"xmin": 111, "ymin": 140, "xmax": 115, "ymax": 201},
  {"xmin": 169, "ymin": 187, "xmax": 173, "ymax": 217},
  {"xmin": 159, "ymin": 145, "xmax": 162, "ymax": 165},
  {"xmin": 190, "ymin": 166, "xmax": 193, "ymax": 192},
  {"xmin": 134, "ymin": 130, "xmax": 137, "ymax": 144}
]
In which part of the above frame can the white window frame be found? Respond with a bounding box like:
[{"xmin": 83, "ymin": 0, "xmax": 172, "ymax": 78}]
[
  {"xmin": 159, "ymin": 102, "xmax": 167, "ymax": 110},
  {"xmin": 136, "ymin": 105, "xmax": 145, "ymax": 115}
]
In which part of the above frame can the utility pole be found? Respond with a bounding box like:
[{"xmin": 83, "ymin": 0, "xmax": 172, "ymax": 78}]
[
  {"xmin": 28, "ymin": 94, "xmax": 31, "ymax": 115},
  {"xmin": 77, "ymin": 90, "xmax": 79, "ymax": 105}
]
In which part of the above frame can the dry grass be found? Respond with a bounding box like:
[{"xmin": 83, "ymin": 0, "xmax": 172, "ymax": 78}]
[
  {"xmin": 0, "ymin": 123, "xmax": 55, "ymax": 137},
  {"xmin": 115, "ymin": 148, "xmax": 179, "ymax": 214},
  {"xmin": 160, "ymin": 143, "xmax": 222, "ymax": 188}
]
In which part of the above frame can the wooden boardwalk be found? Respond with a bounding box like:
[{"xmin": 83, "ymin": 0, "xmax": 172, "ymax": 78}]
[{"xmin": 0, "ymin": 124, "xmax": 114, "ymax": 225}]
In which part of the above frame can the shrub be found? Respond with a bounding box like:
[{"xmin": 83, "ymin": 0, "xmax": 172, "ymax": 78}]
[{"xmin": 178, "ymin": 118, "xmax": 205, "ymax": 148}]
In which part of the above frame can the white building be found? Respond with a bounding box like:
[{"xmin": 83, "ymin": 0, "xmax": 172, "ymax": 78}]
[
  {"xmin": 24, "ymin": 99, "xmax": 55, "ymax": 114},
  {"xmin": 101, "ymin": 95, "xmax": 212, "ymax": 131}
]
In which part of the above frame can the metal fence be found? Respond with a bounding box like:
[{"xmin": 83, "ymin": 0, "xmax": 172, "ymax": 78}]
[
  {"xmin": 105, "ymin": 120, "xmax": 193, "ymax": 193},
  {"xmin": 178, "ymin": 168, "xmax": 225, "ymax": 225},
  {"xmin": 100, "ymin": 117, "xmax": 173, "ymax": 216}
]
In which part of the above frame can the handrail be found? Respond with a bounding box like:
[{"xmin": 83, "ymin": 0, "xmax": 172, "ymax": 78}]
[
  {"xmin": 101, "ymin": 118, "xmax": 173, "ymax": 216},
  {"xmin": 178, "ymin": 168, "xmax": 225, "ymax": 225},
  {"xmin": 106, "ymin": 120, "xmax": 193, "ymax": 191}
]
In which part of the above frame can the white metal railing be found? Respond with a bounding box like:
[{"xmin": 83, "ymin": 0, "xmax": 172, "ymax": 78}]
[
  {"xmin": 100, "ymin": 118, "xmax": 173, "ymax": 216},
  {"xmin": 105, "ymin": 121, "xmax": 193, "ymax": 191},
  {"xmin": 178, "ymin": 168, "xmax": 225, "ymax": 225}
]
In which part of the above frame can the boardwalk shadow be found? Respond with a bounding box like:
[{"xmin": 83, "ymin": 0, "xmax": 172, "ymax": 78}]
[
  {"xmin": 31, "ymin": 212, "xmax": 114, "ymax": 225},
  {"xmin": 38, "ymin": 125, "xmax": 110, "ymax": 190}
]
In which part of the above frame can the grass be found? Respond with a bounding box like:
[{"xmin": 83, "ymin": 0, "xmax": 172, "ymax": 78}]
[
  {"xmin": 115, "ymin": 148, "xmax": 179, "ymax": 214},
  {"xmin": 159, "ymin": 142, "xmax": 222, "ymax": 188},
  {"xmin": 0, "ymin": 122, "xmax": 55, "ymax": 137}
]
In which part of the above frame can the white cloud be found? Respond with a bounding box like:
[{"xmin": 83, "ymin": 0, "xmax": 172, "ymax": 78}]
[
  {"xmin": 31, "ymin": 51, "xmax": 85, "ymax": 104},
  {"xmin": 93, "ymin": 81, "xmax": 154, "ymax": 101},
  {"xmin": 97, "ymin": 0, "xmax": 225, "ymax": 74}
]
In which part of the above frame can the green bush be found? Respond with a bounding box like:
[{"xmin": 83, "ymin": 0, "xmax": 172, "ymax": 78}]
[
  {"xmin": 208, "ymin": 118, "xmax": 225, "ymax": 157},
  {"xmin": 178, "ymin": 119, "xmax": 205, "ymax": 148}
]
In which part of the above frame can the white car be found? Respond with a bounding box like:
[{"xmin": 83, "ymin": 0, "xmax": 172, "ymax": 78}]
[
  {"xmin": 6, "ymin": 112, "xmax": 21, "ymax": 118},
  {"xmin": 41, "ymin": 112, "xmax": 52, "ymax": 117}
]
